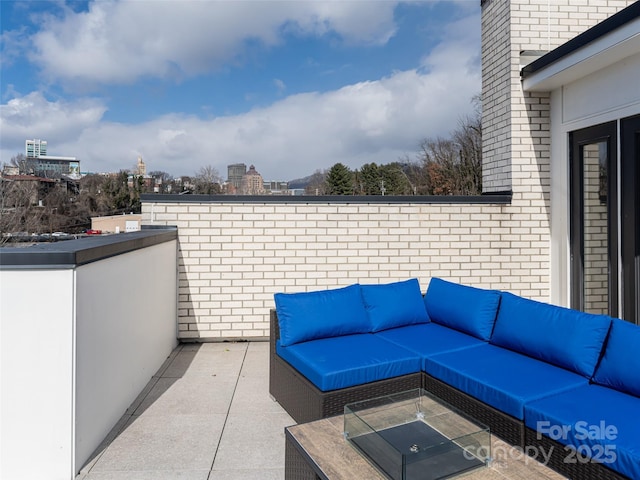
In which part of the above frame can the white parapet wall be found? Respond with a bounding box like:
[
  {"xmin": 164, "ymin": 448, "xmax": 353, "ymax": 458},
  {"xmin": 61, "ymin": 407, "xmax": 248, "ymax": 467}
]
[
  {"xmin": 0, "ymin": 229, "xmax": 178, "ymax": 480},
  {"xmin": 141, "ymin": 194, "xmax": 551, "ymax": 341}
]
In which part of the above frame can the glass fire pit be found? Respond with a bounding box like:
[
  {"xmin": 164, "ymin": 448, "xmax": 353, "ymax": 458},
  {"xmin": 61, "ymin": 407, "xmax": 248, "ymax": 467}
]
[{"xmin": 344, "ymin": 389, "xmax": 490, "ymax": 480}]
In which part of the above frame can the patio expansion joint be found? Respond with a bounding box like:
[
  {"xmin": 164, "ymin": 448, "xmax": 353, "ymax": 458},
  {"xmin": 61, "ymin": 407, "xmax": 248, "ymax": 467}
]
[{"xmin": 208, "ymin": 342, "xmax": 249, "ymax": 472}]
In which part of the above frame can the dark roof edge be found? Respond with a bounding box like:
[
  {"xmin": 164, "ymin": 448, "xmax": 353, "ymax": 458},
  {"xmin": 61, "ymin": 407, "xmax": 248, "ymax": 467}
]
[
  {"xmin": 0, "ymin": 227, "xmax": 177, "ymax": 269},
  {"xmin": 141, "ymin": 192, "xmax": 512, "ymax": 205},
  {"xmin": 521, "ymin": 2, "xmax": 640, "ymax": 79}
]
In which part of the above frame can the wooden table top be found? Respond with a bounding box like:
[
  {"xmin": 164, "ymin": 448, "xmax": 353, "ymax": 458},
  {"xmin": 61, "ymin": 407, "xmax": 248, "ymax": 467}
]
[{"xmin": 285, "ymin": 415, "xmax": 567, "ymax": 480}]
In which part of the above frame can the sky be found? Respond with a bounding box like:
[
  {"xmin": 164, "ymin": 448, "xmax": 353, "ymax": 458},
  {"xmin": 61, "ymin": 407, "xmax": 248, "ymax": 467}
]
[{"xmin": 0, "ymin": 0, "xmax": 481, "ymax": 182}]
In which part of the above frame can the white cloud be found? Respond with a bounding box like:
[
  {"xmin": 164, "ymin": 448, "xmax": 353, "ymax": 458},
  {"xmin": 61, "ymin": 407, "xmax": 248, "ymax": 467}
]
[
  {"xmin": 273, "ymin": 78, "xmax": 287, "ymax": 94},
  {"xmin": 0, "ymin": 91, "xmax": 107, "ymax": 151},
  {"xmin": 1, "ymin": 7, "xmax": 481, "ymax": 181},
  {"xmin": 420, "ymin": 12, "xmax": 481, "ymax": 76},
  {"xmin": 28, "ymin": 0, "xmax": 398, "ymax": 86},
  {"xmin": 1, "ymin": 68, "xmax": 479, "ymax": 180}
]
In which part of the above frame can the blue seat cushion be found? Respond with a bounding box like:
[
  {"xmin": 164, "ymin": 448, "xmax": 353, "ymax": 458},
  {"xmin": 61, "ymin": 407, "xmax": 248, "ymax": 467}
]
[
  {"xmin": 490, "ymin": 292, "xmax": 611, "ymax": 378},
  {"xmin": 276, "ymin": 334, "xmax": 421, "ymax": 392},
  {"xmin": 375, "ymin": 323, "xmax": 486, "ymax": 369},
  {"xmin": 361, "ymin": 278, "xmax": 430, "ymax": 332},
  {"xmin": 274, "ymin": 284, "xmax": 370, "ymax": 347},
  {"xmin": 593, "ymin": 318, "xmax": 640, "ymax": 398},
  {"xmin": 524, "ymin": 384, "xmax": 640, "ymax": 480},
  {"xmin": 424, "ymin": 278, "xmax": 500, "ymax": 341},
  {"xmin": 424, "ymin": 344, "xmax": 588, "ymax": 419}
]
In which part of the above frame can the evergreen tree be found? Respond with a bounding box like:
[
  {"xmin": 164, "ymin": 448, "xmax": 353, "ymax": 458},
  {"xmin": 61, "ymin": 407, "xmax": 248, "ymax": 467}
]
[
  {"xmin": 359, "ymin": 163, "xmax": 381, "ymax": 195},
  {"xmin": 325, "ymin": 163, "xmax": 354, "ymax": 195}
]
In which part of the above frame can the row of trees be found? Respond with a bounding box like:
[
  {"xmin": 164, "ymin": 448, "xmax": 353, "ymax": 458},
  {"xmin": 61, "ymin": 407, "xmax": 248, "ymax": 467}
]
[
  {"xmin": 0, "ymin": 163, "xmax": 224, "ymax": 240},
  {"xmin": 0, "ymin": 171, "xmax": 144, "ymax": 239},
  {"xmin": 318, "ymin": 111, "xmax": 482, "ymax": 196}
]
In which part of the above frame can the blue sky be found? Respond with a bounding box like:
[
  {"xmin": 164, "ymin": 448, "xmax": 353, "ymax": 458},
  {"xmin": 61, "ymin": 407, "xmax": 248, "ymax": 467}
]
[{"xmin": 1, "ymin": 1, "xmax": 481, "ymax": 181}]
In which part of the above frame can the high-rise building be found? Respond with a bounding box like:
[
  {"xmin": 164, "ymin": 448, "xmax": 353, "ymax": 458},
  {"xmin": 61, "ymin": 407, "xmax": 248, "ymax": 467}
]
[
  {"xmin": 26, "ymin": 139, "xmax": 47, "ymax": 158},
  {"xmin": 227, "ymin": 163, "xmax": 247, "ymax": 190},
  {"xmin": 241, "ymin": 165, "xmax": 265, "ymax": 195}
]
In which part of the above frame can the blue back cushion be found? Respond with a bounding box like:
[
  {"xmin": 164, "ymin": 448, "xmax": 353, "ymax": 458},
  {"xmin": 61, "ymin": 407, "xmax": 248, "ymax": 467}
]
[
  {"xmin": 424, "ymin": 278, "xmax": 500, "ymax": 340},
  {"xmin": 593, "ymin": 319, "xmax": 640, "ymax": 397},
  {"xmin": 274, "ymin": 284, "xmax": 369, "ymax": 347},
  {"xmin": 491, "ymin": 292, "xmax": 611, "ymax": 378},
  {"xmin": 361, "ymin": 278, "xmax": 429, "ymax": 332}
]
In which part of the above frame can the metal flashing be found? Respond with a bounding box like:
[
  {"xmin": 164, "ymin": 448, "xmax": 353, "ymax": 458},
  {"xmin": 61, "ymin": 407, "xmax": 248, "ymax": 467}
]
[
  {"xmin": 0, "ymin": 228, "xmax": 177, "ymax": 269},
  {"xmin": 141, "ymin": 193, "xmax": 512, "ymax": 205}
]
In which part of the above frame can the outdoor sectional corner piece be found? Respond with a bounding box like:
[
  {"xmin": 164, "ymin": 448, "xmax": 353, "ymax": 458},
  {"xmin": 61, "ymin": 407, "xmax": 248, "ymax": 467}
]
[{"xmin": 269, "ymin": 277, "xmax": 640, "ymax": 480}]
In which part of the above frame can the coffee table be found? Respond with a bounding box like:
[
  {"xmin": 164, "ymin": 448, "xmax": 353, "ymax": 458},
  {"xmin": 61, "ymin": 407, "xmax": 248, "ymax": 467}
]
[
  {"xmin": 342, "ymin": 389, "xmax": 490, "ymax": 480},
  {"xmin": 285, "ymin": 416, "xmax": 567, "ymax": 480}
]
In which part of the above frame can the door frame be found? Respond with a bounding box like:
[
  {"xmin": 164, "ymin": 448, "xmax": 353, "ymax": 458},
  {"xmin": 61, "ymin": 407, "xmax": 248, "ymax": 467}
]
[
  {"xmin": 620, "ymin": 114, "xmax": 640, "ymax": 324},
  {"xmin": 569, "ymin": 121, "xmax": 618, "ymax": 317}
]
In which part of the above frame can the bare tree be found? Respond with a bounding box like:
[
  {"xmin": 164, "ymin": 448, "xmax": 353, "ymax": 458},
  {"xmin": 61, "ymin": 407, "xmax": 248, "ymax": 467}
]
[
  {"xmin": 0, "ymin": 177, "xmax": 48, "ymax": 241},
  {"xmin": 193, "ymin": 165, "xmax": 222, "ymax": 194},
  {"xmin": 6, "ymin": 153, "xmax": 37, "ymax": 175},
  {"xmin": 453, "ymin": 114, "xmax": 482, "ymax": 195},
  {"xmin": 413, "ymin": 107, "xmax": 482, "ymax": 196}
]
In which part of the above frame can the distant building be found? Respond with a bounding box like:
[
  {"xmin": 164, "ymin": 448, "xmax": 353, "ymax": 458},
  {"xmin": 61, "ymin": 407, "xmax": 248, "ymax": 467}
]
[
  {"xmin": 175, "ymin": 176, "xmax": 195, "ymax": 192},
  {"xmin": 25, "ymin": 139, "xmax": 47, "ymax": 158},
  {"xmin": 227, "ymin": 163, "xmax": 247, "ymax": 190},
  {"xmin": 221, "ymin": 181, "xmax": 238, "ymax": 194},
  {"xmin": 263, "ymin": 180, "xmax": 289, "ymax": 194},
  {"xmin": 2, "ymin": 165, "xmax": 19, "ymax": 176},
  {"xmin": 32, "ymin": 156, "xmax": 80, "ymax": 179},
  {"xmin": 136, "ymin": 157, "xmax": 147, "ymax": 176},
  {"xmin": 24, "ymin": 139, "xmax": 79, "ymax": 178},
  {"xmin": 240, "ymin": 165, "xmax": 265, "ymax": 195},
  {"xmin": 91, "ymin": 214, "xmax": 142, "ymax": 234}
]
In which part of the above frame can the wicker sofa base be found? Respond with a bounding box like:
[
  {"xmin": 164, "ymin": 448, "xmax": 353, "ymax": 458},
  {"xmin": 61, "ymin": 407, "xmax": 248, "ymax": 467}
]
[
  {"xmin": 270, "ymin": 350, "xmax": 422, "ymax": 424},
  {"xmin": 422, "ymin": 373, "xmax": 525, "ymax": 448},
  {"xmin": 524, "ymin": 427, "xmax": 629, "ymax": 480}
]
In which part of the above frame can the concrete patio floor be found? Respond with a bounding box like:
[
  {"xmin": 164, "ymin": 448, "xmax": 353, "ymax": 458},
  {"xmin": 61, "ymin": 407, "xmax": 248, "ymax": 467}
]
[
  {"xmin": 75, "ymin": 340, "xmax": 568, "ymax": 480},
  {"xmin": 76, "ymin": 341, "xmax": 294, "ymax": 480}
]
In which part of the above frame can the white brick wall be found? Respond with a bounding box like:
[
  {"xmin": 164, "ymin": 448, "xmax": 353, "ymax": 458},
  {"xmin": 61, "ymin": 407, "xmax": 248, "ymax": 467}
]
[
  {"xmin": 143, "ymin": 198, "xmax": 548, "ymax": 340},
  {"xmin": 481, "ymin": 0, "xmax": 634, "ymax": 193},
  {"xmin": 481, "ymin": 0, "xmax": 512, "ymax": 193}
]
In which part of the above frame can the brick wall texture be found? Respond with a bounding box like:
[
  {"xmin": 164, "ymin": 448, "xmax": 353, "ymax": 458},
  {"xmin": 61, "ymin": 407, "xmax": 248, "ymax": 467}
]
[
  {"xmin": 143, "ymin": 199, "xmax": 548, "ymax": 339},
  {"xmin": 142, "ymin": 0, "xmax": 633, "ymax": 340}
]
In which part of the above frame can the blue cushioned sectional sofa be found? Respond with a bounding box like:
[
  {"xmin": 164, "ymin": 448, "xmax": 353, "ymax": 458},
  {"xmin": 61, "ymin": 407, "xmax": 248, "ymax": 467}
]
[{"xmin": 269, "ymin": 278, "xmax": 640, "ymax": 480}]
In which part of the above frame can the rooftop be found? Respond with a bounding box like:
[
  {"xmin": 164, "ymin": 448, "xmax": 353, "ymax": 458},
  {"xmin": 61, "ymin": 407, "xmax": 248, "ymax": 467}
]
[
  {"xmin": 76, "ymin": 341, "xmax": 293, "ymax": 480},
  {"xmin": 76, "ymin": 340, "xmax": 567, "ymax": 480}
]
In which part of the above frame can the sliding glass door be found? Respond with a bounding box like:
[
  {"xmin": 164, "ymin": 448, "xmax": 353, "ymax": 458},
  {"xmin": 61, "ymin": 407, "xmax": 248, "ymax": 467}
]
[{"xmin": 570, "ymin": 116, "xmax": 639, "ymax": 324}]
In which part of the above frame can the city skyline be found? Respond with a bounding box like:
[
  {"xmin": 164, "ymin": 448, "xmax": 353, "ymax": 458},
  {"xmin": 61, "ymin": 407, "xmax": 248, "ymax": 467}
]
[{"xmin": 0, "ymin": 1, "xmax": 481, "ymax": 180}]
